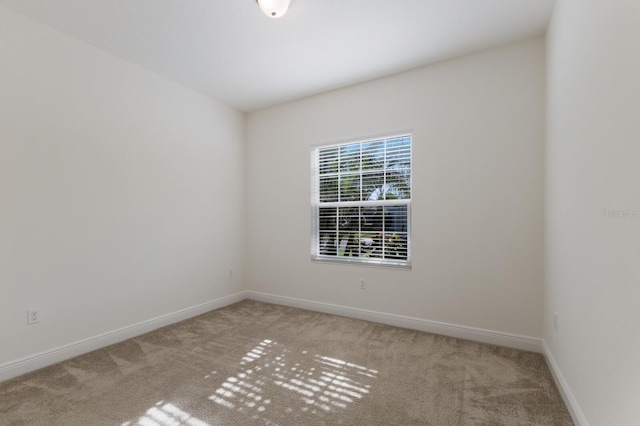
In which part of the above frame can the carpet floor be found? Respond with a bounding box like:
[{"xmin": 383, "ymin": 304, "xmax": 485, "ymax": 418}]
[{"xmin": 0, "ymin": 300, "xmax": 573, "ymax": 425}]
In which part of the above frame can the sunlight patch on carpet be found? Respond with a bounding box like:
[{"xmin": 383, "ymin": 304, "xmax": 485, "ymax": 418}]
[
  {"xmin": 209, "ymin": 339, "xmax": 377, "ymax": 422},
  {"xmin": 122, "ymin": 400, "xmax": 210, "ymax": 426}
]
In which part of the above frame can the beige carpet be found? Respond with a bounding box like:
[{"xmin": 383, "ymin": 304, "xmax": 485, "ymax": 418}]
[{"xmin": 0, "ymin": 300, "xmax": 572, "ymax": 425}]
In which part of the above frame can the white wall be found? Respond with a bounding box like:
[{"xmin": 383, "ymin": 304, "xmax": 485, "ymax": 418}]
[
  {"xmin": 246, "ymin": 38, "xmax": 546, "ymax": 339},
  {"xmin": 545, "ymin": 1, "xmax": 640, "ymax": 425},
  {"xmin": 0, "ymin": 6, "xmax": 246, "ymax": 367}
]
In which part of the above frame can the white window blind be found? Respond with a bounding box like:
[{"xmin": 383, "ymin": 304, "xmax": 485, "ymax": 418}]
[{"xmin": 311, "ymin": 134, "xmax": 412, "ymax": 268}]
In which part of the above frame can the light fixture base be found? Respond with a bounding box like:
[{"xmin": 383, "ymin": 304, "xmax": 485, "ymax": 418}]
[{"xmin": 256, "ymin": 0, "xmax": 291, "ymax": 18}]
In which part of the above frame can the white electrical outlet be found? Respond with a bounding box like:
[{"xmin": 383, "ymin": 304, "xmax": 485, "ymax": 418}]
[
  {"xmin": 553, "ymin": 313, "xmax": 558, "ymax": 331},
  {"xmin": 28, "ymin": 308, "xmax": 40, "ymax": 324},
  {"xmin": 360, "ymin": 278, "xmax": 366, "ymax": 289}
]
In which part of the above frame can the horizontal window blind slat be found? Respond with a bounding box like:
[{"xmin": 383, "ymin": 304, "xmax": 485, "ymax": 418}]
[{"xmin": 316, "ymin": 199, "xmax": 410, "ymax": 208}]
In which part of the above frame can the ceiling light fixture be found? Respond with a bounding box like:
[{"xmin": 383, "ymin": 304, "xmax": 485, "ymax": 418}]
[{"xmin": 256, "ymin": 0, "xmax": 291, "ymax": 18}]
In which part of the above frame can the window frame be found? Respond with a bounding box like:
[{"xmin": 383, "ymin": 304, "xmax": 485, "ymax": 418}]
[{"xmin": 310, "ymin": 133, "xmax": 412, "ymax": 269}]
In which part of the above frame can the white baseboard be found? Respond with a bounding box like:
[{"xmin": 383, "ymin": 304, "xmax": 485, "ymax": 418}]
[
  {"xmin": 543, "ymin": 340, "xmax": 589, "ymax": 426},
  {"xmin": 247, "ymin": 291, "xmax": 542, "ymax": 353},
  {"xmin": 0, "ymin": 292, "xmax": 248, "ymax": 383},
  {"xmin": 0, "ymin": 291, "xmax": 544, "ymax": 384}
]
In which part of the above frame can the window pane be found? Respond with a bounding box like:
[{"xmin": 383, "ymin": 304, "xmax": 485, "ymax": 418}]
[
  {"xmin": 384, "ymin": 231, "xmax": 408, "ymax": 259},
  {"xmin": 319, "ymin": 147, "xmax": 339, "ymax": 175},
  {"xmin": 383, "ymin": 206, "xmax": 408, "ymax": 260},
  {"xmin": 384, "ymin": 205, "xmax": 408, "ymax": 233},
  {"xmin": 385, "ymin": 171, "xmax": 411, "ymax": 200},
  {"xmin": 362, "ymin": 140, "xmax": 385, "ymax": 170},
  {"xmin": 337, "ymin": 231, "xmax": 359, "ymax": 257},
  {"xmin": 318, "ymin": 207, "xmax": 337, "ymax": 256},
  {"xmin": 339, "ymin": 173, "xmax": 361, "ymax": 202},
  {"xmin": 340, "ymin": 143, "xmax": 361, "ymax": 173},
  {"xmin": 386, "ymin": 136, "xmax": 411, "ymax": 169},
  {"xmin": 359, "ymin": 232, "xmax": 382, "ymax": 258},
  {"xmin": 318, "ymin": 207, "xmax": 337, "ymax": 230},
  {"xmin": 319, "ymin": 231, "xmax": 337, "ymax": 256},
  {"xmin": 361, "ymin": 206, "xmax": 383, "ymax": 232},
  {"xmin": 362, "ymin": 171, "xmax": 385, "ymax": 201},
  {"xmin": 338, "ymin": 206, "xmax": 360, "ymax": 232},
  {"xmin": 319, "ymin": 176, "xmax": 338, "ymax": 202}
]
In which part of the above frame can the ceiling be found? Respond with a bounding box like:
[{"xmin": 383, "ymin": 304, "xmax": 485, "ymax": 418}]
[{"xmin": 0, "ymin": 0, "xmax": 555, "ymax": 112}]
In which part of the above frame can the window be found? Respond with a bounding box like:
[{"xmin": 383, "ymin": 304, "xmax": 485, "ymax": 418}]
[{"xmin": 311, "ymin": 134, "xmax": 412, "ymax": 268}]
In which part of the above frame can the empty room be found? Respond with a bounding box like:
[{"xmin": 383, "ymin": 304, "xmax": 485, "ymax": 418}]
[{"xmin": 0, "ymin": 1, "xmax": 637, "ymax": 425}]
